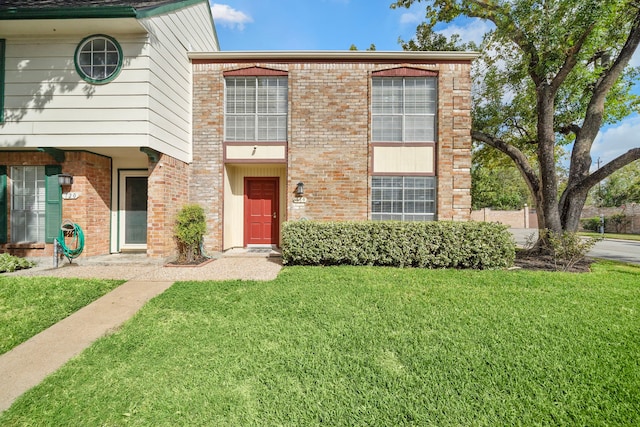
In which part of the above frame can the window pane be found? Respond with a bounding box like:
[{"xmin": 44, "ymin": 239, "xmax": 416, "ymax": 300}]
[
  {"xmin": 405, "ymin": 115, "xmax": 435, "ymax": 142},
  {"xmin": 371, "ymin": 176, "xmax": 437, "ymax": 221},
  {"xmin": 226, "ymin": 76, "xmax": 287, "ymax": 141},
  {"xmin": 11, "ymin": 166, "xmax": 45, "ymax": 242},
  {"xmin": 76, "ymin": 36, "xmax": 121, "ymax": 82},
  {"xmin": 371, "ymin": 77, "xmax": 437, "ymax": 143},
  {"xmin": 372, "ymin": 116, "xmax": 402, "ymax": 141}
]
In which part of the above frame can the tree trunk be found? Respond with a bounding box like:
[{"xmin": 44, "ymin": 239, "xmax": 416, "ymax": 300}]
[{"xmin": 536, "ymin": 86, "xmax": 562, "ymax": 236}]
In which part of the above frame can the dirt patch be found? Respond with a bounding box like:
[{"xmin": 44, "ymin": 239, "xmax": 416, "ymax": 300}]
[{"xmin": 514, "ymin": 250, "xmax": 594, "ymax": 273}]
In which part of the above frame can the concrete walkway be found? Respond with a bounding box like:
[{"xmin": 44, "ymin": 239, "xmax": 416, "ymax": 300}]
[
  {"xmin": 0, "ymin": 252, "xmax": 283, "ymax": 414},
  {"xmin": 0, "ymin": 280, "xmax": 173, "ymax": 413}
]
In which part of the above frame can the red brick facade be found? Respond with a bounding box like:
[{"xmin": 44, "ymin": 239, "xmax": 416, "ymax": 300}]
[
  {"xmin": 191, "ymin": 53, "xmax": 474, "ymax": 251},
  {"xmin": 146, "ymin": 153, "xmax": 190, "ymax": 258},
  {"xmin": 0, "ymin": 151, "xmax": 111, "ymax": 257}
]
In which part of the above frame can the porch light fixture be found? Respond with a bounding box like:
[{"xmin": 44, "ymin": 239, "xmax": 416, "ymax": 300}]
[
  {"xmin": 295, "ymin": 182, "xmax": 304, "ymax": 197},
  {"xmin": 58, "ymin": 173, "xmax": 74, "ymax": 186}
]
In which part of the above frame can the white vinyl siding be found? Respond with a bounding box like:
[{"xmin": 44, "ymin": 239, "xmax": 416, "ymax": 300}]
[
  {"xmin": 372, "ymin": 77, "xmax": 436, "ymax": 142},
  {"xmin": 137, "ymin": 1, "xmax": 218, "ymax": 162},
  {"xmin": 0, "ymin": 2, "xmax": 218, "ymax": 163},
  {"xmin": 371, "ymin": 176, "xmax": 436, "ymax": 221},
  {"xmin": 225, "ymin": 77, "xmax": 288, "ymax": 142},
  {"xmin": 11, "ymin": 166, "xmax": 45, "ymax": 242},
  {"xmin": 0, "ymin": 35, "xmax": 152, "ymax": 148}
]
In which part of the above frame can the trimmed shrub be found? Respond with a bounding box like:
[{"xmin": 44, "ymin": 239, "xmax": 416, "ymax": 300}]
[
  {"xmin": 282, "ymin": 221, "xmax": 515, "ymax": 269},
  {"xmin": 174, "ymin": 204, "xmax": 207, "ymax": 263}
]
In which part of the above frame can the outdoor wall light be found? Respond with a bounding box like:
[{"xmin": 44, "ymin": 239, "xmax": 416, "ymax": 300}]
[
  {"xmin": 58, "ymin": 173, "xmax": 74, "ymax": 186},
  {"xmin": 295, "ymin": 182, "xmax": 304, "ymax": 197}
]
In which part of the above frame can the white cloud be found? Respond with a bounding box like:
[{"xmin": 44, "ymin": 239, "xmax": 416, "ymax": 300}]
[
  {"xmin": 211, "ymin": 4, "xmax": 253, "ymax": 30},
  {"xmin": 436, "ymin": 18, "xmax": 492, "ymax": 46},
  {"xmin": 400, "ymin": 11, "xmax": 422, "ymax": 25},
  {"xmin": 591, "ymin": 114, "xmax": 640, "ymax": 167}
]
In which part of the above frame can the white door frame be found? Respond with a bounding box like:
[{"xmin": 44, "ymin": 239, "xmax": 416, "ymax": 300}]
[{"xmin": 118, "ymin": 170, "xmax": 148, "ymax": 252}]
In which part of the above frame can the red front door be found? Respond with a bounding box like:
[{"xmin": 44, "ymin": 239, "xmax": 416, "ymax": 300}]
[{"xmin": 244, "ymin": 177, "xmax": 279, "ymax": 246}]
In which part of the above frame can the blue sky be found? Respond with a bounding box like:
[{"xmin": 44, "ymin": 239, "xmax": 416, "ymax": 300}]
[
  {"xmin": 210, "ymin": 1, "xmax": 640, "ymax": 168},
  {"xmin": 211, "ymin": 0, "xmax": 430, "ymax": 51}
]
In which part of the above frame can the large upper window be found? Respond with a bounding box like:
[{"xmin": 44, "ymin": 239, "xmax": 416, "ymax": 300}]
[
  {"xmin": 74, "ymin": 35, "xmax": 123, "ymax": 84},
  {"xmin": 11, "ymin": 166, "xmax": 46, "ymax": 242},
  {"xmin": 372, "ymin": 176, "xmax": 436, "ymax": 221},
  {"xmin": 372, "ymin": 77, "xmax": 436, "ymax": 142},
  {"xmin": 225, "ymin": 76, "xmax": 288, "ymax": 141}
]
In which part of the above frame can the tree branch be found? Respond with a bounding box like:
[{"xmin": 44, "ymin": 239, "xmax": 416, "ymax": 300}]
[
  {"xmin": 471, "ymin": 130, "xmax": 540, "ymax": 194},
  {"xmin": 583, "ymin": 8, "xmax": 640, "ymax": 138},
  {"xmin": 550, "ymin": 22, "xmax": 596, "ymax": 93},
  {"xmin": 578, "ymin": 148, "xmax": 640, "ymax": 191},
  {"xmin": 558, "ymin": 124, "xmax": 582, "ymax": 136}
]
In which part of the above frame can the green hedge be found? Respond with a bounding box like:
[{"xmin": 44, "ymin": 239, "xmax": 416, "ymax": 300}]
[{"xmin": 282, "ymin": 221, "xmax": 516, "ymax": 269}]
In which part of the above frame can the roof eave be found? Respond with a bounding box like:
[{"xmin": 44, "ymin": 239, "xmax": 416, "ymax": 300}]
[
  {"xmin": 188, "ymin": 50, "xmax": 481, "ymax": 62},
  {"xmin": 0, "ymin": 6, "xmax": 138, "ymax": 20}
]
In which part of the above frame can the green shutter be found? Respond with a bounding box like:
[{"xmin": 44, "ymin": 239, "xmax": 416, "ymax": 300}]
[
  {"xmin": 0, "ymin": 166, "xmax": 6, "ymax": 244},
  {"xmin": 0, "ymin": 39, "xmax": 5, "ymax": 122},
  {"xmin": 45, "ymin": 165, "xmax": 62, "ymax": 244}
]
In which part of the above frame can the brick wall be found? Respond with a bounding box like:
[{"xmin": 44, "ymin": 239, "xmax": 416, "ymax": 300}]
[
  {"xmin": 288, "ymin": 63, "xmax": 369, "ymax": 221},
  {"xmin": 0, "ymin": 151, "xmax": 111, "ymax": 257},
  {"xmin": 62, "ymin": 152, "xmax": 111, "ymax": 256},
  {"xmin": 146, "ymin": 153, "xmax": 190, "ymax": 258},
  {"xmin": 440, "ymin": 68, "xmax": 473, "ymax": 220},
  {"xmin": 192, "ymin": 66, "xmax": 225, "ymax": 250},
  {"xmin": 192, "ymin": 57, "xmax": 474, "ymax": 250},
  {"xmin": 470, "ymin": 207, "xmax": 539, "ymax": 229},
  {"xmin": 581, "ymin": 204, "xmax": 640, "ymax": 234}
]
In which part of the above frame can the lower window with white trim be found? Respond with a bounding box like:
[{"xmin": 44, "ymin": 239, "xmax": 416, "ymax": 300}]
[
  {"xmin": 11, "ymin": 166, "xmax": 46, "ymax": 242},
  {"xmin": 371, "ymin": 176, "xmax": 436, "ymax": 221}
]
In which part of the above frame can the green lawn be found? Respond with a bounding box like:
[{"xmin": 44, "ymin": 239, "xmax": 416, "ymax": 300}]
[
  {"xmin": 0, "ymin": 277, "xmax": 124, "ymax": 355},
  {"xmin": 580, "ymin": 231, "xmax": 640, "ymax": 241},
  {"xmin": 1, "ymin": 263, "xmax": 639, "ymax": 426}
]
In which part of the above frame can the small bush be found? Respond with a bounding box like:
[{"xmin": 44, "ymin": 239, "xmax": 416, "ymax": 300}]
[
  {"xmin": 608, "ymin": 213, "xmax": 630, "ymax": 233},
  {"xmin": 539, "ymin": 230, "xmax": 600, "ymax": 272},
  {"xmin": 581, "ymin": 217, "xmax": 601, "ymax": 232},
  {"xmin": 282, "ymin": 221, "xmax": 515, "ymax": 269},
  {"xmin": 0, "ymin": 253, "xmax": 35, "ymax": 273},
  {"xmin": 174, "ymin": 204, "xmax": 207, "ymax": 263}
]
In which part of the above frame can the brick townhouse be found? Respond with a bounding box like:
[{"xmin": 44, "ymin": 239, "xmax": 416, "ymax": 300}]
[
  {"xmin": 1, "ymin": 0, "xmax": 475, "ymax": 258},
  {"xmin": 188, "ymin": 51, "xmax": 476, "ymax": 251}
]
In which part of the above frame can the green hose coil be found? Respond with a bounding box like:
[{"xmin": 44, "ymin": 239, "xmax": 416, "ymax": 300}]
[{"xmin": 58, "ymin": 221, "xmax": 85, "ymax": 260}]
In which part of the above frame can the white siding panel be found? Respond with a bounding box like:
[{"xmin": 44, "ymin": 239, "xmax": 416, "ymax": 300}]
[
  {"xmin": 0, "ymin": 134, "xmax": 150, "ymax": 148},
  {"xmin": 1, "ymin": 3, "xmax": 217, "ymax": 162},
  {"xmin": 5, "ymin": 82, "xmax": 150, "ymax": 97},
  {"xmin": 1, "ymin": 108, "xmax": 148, "ymax": 122},
  {"xmin": 32, "ymin": 121, "xmax": 148, "ymax": 134},
  {"xmin": 138, "ymin": 2, "xmax": 218, "ymax": 163},
  {"xmin": 5, "ymin": 95, "xmax": 150, "ymax": 110},
  {"xmin": 373, "ymin": 145, "xmax": 435, "ymax": 174},
  {"xmin": 0, "ymin": 120, "xmax": 148, "ymax": 135},
  {"xmin": 1, "ymin": 35, "xmax": 154, "ymax": 151}
]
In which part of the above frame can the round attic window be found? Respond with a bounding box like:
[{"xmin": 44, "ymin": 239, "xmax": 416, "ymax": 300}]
[{"xmin": 74, "ymin": 35, "xmax": 123, "ymax": 84}]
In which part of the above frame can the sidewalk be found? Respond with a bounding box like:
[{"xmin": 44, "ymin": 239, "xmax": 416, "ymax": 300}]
[{"xmin": 0, "ymin": 252, "xmax": 283, "ymax": 413}]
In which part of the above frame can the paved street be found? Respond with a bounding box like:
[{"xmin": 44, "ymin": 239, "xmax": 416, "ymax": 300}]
[{"xmin": 509, "ymin": 228, "xmax": 640, "ymax": 265}]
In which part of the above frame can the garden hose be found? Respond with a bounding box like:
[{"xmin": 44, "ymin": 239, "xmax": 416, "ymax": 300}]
[{"xmin": 58, "ymin": 220, "xmax": 85, "ymax": 261}]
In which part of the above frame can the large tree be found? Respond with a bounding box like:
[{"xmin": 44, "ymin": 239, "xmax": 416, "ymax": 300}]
[{"xmin": 393, "ymin": 0, "xmax": 640, "ymax": 243}]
